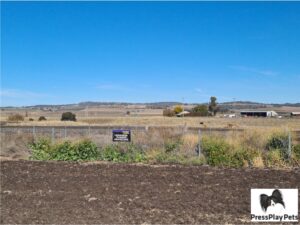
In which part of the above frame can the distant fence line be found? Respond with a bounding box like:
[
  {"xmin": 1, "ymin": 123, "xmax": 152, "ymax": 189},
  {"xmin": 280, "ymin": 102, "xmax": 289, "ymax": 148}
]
[
  {"xmin": 0, "ymin": 125, "xmax": 245, "ymax": 134},
  {"xmin": 0, "ymin": 126, "xmax": 243, "ymax": 140},
  {"xmin": 1, "ymin": 125, "xmax": 299, "ymax": 144}
]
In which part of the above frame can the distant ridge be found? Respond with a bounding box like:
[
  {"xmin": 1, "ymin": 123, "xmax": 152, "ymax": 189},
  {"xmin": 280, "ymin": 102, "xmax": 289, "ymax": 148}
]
[{"xmin": 1, "ymin": 101, "xmax": 300, "ymax": 109}]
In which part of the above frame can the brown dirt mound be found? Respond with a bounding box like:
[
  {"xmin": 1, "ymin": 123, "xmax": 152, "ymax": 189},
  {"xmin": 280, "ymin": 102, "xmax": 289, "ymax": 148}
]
[{"xmin": 1, "ymin": 160, "xmax": 299, "ymax": 224}]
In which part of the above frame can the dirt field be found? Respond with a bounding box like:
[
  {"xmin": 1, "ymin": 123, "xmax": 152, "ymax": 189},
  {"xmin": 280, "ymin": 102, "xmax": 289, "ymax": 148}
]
[{"xmin": 1, "ymin": 160, "xmax": 299, "ymax": 224}]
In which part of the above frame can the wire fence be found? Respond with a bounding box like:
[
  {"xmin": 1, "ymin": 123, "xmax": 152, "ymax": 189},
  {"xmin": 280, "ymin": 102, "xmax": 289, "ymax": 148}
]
[{"xmin": 1, "ymin": 125, "xmax": 299, "ymax": 159}]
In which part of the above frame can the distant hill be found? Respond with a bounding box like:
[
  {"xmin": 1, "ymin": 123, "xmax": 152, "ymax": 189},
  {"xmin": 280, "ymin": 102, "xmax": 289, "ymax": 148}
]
[{"xmin": 1, "ymin": 101, "xmax": 299, "ymax": 111}]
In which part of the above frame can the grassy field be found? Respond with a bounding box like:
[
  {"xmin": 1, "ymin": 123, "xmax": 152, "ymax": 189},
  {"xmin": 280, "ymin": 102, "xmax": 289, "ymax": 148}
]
[
  {"xmin": 1, "ymin": 115, "xmax": 300, "ymax": 130},
  {"xmin": 1, "ymin": 104, "xmax": 300, "ymax": 130}
]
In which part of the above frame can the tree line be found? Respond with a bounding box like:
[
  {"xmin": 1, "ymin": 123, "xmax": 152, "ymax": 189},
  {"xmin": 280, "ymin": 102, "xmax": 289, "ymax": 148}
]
[{"xmin": 163, "ymin": 96, "xmax": 219, "ymax": 117}]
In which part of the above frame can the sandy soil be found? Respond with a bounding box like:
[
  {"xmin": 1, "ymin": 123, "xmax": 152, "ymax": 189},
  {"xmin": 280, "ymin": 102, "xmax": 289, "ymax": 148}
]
[{"xmin": 1, "ymin": 160, "xmax": 299, "ymax": 224}]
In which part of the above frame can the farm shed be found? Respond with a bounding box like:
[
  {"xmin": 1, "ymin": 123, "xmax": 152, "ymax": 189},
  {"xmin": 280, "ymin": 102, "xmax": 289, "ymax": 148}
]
[
  {"xmin": 291, "ymin": 112, "xmax": 300, "ymax": 117},
  {"xmin": 176, "ymin": 111, "xmax": 190, "ymax": 117},
  {"xmin": 240, "ymin": 111, "xmax": 278, "ymax": 117}
]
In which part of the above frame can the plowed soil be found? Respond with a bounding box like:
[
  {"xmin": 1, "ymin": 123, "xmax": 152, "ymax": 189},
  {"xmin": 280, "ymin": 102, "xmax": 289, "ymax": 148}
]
[{"xmin": 1, "ymin": 160, "xmax": 299, "ymax": 224}]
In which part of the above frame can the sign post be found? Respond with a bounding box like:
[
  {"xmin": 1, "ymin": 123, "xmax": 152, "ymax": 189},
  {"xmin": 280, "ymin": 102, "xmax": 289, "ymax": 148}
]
[{"xmin": 112, "ymin": 129, "xmax": 131, "ymax": 142}]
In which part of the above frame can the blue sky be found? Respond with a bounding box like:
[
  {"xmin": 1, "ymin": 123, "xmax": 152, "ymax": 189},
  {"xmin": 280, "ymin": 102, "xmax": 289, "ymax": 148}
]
[{"xmin": 1, "ymin": 1, "xmax": 300, "ymax": 106}]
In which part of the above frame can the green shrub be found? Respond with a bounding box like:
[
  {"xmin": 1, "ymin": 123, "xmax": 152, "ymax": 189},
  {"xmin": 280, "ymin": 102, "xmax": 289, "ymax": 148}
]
[
  {"xmin": 232, "ymin": 148, "xmax": 260, "ymax": 167},
  {"xmin": 99, "ymin": 144, "xmax": 146, "ymax": 163},
  {"xmin": 29, "ymin": 138, "xmax": 52, "ymax": 160},
  {"xmin": 7, "ymin": 114, "xmax": 24, "ymax": 122},
  {"xmin": 201, "ymin": 137, "xmax": 233, "ymax": 167},
  {"xmin": 164, "ymin": 140, "xmax": 182, "ymax": 153},
  {"xmin": 123, "ymin": 144, "xmax": 146, "ymax": 162},
  {"xmin": 266, "ymin": 133, "xmax": 289, "ymax": 159},
  {"xmin": 291, "ymin": 144, "xmax": 300, "ymax": 165},
  {"xmin": 29, "ymin": 139, "xmax": 99, "ymax": 161},
  {"xmin": 61, "ymin": 112, "xmax": 76, "ymax": 121},
  {"xmin": 200, "ymin": 137, "xmax": 260, "ymax": 168},
  {"xmin": 157, "ymin": 153, "xmax": 184, "ymax": 164},
  {"xmin": 191, "ymin": 105, "xmax": 209, "ymax": 116},
  {"xmin": 292, "ymin": 144, "xmax": 300, "ymax": 160},
  {"xmin": 38, "ymin": 116, "xmax": 47, "ymax": 121},
  {"xmin": 51, "ymin": 141, "xmax": 74, "ymax": 161},
  {"xmin": 99, "ymin": 145, "xmax": 122, "ymax": 162},
  {"xmin": 74, "ymin": 140, "xmax": 99, "ymax": 161}
]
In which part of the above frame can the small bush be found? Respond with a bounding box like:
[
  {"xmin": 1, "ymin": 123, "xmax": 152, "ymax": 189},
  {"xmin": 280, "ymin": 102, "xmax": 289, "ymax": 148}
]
[
  {"xmin": 29, "ymin": 138, "xmax": 52, "ymax": 160},
  {"xmin": 7, "ymin": 114, "xmax": 24, "ymax": 122},
  {"xmin": 266, "ymin": 133, "xmax": 289, "ymax": 160},
  {"xmin": 191, "ymin": 105, "xmax": 209, "ymax": 116},
  {"xmin": 292, "ymin": 144, "xmax": 300, "ymax": 160},
  {"xmin": 38, "ymin": 116, "xmax": 47, "ymax": 121},
  {"xmin": 29, "ymin": 118, "xmax": 34, "ymax": 121},
  {"xmin": 99, "ymin": 144, "xmax": 146, "ymax": 163},
  {"xmin": 152, "ymin": 149, "xmax": 206, "ymax": 165},
  {"xmin": 61, "ymin": 112, "xmax": 76, "ymax": 121},
  {"xmin": 291, "ymin": 144, "xmax": 300, "ymax": 165},
  {"xmin": 201, "ymin": 137, "xmax": 260, "ymax": 168},
  {"xmin": 264, "ymin": 149, "xmax": 286, "ymax": 167},
  {"xmin": 164, "ymin": 140, "xmax": 182, "ymax": 153},
  {"xmin": 201, "ymin": 137, "xmax": 233, "ymax": 167},
  {"xmin": 163, "ymin": 109, "xmax": 175, "ymax": 117},
  {"xmin": 29, "ymin": 139, "xmax": 99, "ymax": 161},
  {"xmin": 100, "ymin": 145, "xmax": 122, "ymax": 162},
  {"xmin": 73, "ymin": 139, "xmax": 99, "ymax": 161}
]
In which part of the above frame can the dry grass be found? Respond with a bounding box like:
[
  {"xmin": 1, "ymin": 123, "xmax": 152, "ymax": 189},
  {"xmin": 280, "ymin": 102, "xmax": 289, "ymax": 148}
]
[
  {"xmin": 252, "ymin": 156, "xmax": 265, "ymax": 168},
  {"xmin": 2, "ymin": 115, "xmax": 300, "ymax": 130}
]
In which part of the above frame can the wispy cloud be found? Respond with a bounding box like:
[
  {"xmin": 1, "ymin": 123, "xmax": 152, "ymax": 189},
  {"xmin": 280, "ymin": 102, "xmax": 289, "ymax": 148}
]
[
  {"xmin": 0, "ymin": 89, "xmax": 50, "ymax": 98},
  {"xmin": 229, "ymin": 65, "xmax": 278, "ymax": 76},
  {"xmin": 195, "ymin": 88, "xmax": 204, "ymax": 93}
]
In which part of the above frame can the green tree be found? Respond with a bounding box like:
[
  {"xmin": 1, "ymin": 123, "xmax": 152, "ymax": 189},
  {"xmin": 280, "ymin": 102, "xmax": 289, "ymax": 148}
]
[
  {"xmin": 192, "ymin": 104, "xmax": 209, "ymax": 116},
  {"xmin": 61, "ymin": 112, "xmax": 76, "ymax": 121},
  {"xmin": 209, "ymin": 96, "xmax": 218, "ymax": 116},
  {"xmin": 38, "ymin": 116, "xmax": 47, "ymax": 121}
]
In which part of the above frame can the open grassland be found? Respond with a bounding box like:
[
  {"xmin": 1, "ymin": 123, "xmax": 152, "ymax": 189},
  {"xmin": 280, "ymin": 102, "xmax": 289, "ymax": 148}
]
[
  {"xmin": 1, "ymin": 115, "xmax": 300, "ymax": 129},
  {"xmin": 1, "ymin": 105, "xmax": 300, "ymax": 129}
]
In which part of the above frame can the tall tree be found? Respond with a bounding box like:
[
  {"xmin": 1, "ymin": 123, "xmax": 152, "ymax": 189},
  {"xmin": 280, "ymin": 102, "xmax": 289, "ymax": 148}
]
[{"xmin": 209, "ymin": 96, "xmax": 218, "ymax": 116}]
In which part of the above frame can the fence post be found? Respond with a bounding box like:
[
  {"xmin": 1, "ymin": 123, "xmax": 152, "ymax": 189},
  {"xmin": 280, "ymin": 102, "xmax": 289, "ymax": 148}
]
[
  {"xmin": 288, "ymin": 130, "xmax": 292, "ymax": 160},
  {"xmin": 51, "ymin": 127, "xmax": 55, "ymax": 143},
  {"xmin": 64, "ymin": 126, "xmax": 67, "ymax": 138},
  {"xmin": 32, "ymin": 126, "xmax": 36, "ymax": 140},
  {"xmin": 198, "ymin": 129, "xmax": 201, "ymax": 157},
  {"xmin": 88, "ymin": 126, "xmax": 91, "ymax": 137},
  {"xmin": 184, "ymin": 122, "xmax": 187, "ymax": 133}
]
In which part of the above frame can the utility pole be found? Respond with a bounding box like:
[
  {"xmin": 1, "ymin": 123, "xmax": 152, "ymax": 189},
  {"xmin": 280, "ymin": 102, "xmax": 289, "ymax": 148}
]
[
  {"xmin": 182, "ymin": 97, "xmax": 185, "ymax": 118},
  {"xmin": 85, "ymin": 105, "xmax": 89, "ymax": 118}
]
